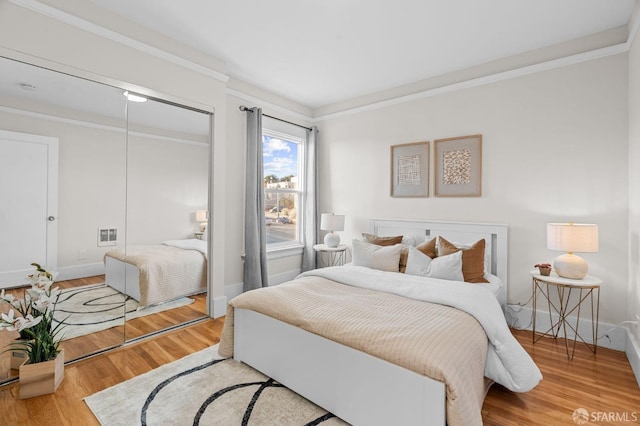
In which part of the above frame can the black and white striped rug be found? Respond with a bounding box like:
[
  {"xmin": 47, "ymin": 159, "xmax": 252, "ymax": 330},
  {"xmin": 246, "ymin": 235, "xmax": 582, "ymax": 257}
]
[
  {"xmin": 84, "ymin": 344, "xmax": 347, "ymax": 426},
  {"xmin": 52, "ymin": 284, "xmax": 193, "ymax": 340}
]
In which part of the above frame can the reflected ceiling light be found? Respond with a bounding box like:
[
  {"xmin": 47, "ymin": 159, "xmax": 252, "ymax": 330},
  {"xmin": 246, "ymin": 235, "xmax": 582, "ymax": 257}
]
[{"xmin": 123, "ymin": 91, "xmax": 147, "ymax": 102}]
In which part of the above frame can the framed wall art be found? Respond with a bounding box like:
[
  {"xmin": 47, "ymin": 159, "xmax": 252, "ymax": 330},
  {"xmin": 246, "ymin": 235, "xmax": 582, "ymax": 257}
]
[
  {"xmin": 434, "ymin": 134, "xmax": 482, "ymax": 197},
  {"xmin": 390, "ymin": 141, "xmax": 429, "ymax": 197}
]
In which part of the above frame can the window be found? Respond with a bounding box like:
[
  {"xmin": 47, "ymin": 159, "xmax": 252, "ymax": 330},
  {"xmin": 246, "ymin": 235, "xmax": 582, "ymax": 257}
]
[{"xmin": 263, "ymin": 118, "xmax": 306, "ymax": 250}]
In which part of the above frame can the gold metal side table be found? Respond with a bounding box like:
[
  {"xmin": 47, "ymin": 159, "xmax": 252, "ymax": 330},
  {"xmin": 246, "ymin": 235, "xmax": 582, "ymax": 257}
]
[{"xmin": 531, "ymin": 271, "xmax": 601, "ymax": 361}]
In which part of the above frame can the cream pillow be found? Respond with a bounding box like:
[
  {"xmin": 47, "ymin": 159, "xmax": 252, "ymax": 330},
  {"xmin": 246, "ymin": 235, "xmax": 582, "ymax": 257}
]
[
  {"xmin": 352, "ymin": 240, "xmax": 402, "ymax": 272},
  {"xmin": 404, "ymin": 245, "xmax": 464, "ymax": 281}
]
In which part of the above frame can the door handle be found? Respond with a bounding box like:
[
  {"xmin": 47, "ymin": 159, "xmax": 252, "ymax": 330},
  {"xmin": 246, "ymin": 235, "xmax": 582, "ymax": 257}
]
[{"xmin": 48, "ymin": 216, "xmax": 56, "ymax": 221}]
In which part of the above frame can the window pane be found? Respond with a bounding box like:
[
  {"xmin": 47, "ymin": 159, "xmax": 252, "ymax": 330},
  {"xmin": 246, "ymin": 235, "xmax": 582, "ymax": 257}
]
[
  {"xmin": 263, "ymin": 134, "xmax": 301, "ymax": 246},
  {"xmin": 264, "ymin": 192, "xmax": 298, "ymax": 244}
]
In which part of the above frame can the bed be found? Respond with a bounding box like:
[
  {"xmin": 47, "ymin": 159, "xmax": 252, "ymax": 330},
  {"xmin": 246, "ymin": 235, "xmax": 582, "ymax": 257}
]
[
  {"xmin": 104, "ymin": 239, "xmax": 207, "ymax": 308},
  {"xmin": 218, "ymin": 219, "xmax": 542, "ymax": 426}
]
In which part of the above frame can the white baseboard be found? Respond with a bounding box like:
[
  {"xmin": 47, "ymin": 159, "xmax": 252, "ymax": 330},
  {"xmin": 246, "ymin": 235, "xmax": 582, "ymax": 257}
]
[
  {"xmin": 505, "ymin": 305, "xmax": 626, "ymax": 351},
  {"xmin": 626, "ymin": 328, "xmax": 640, "ymax": 388},
  {"xmin": 211, "ymin": 296, "xmax": 228, "ymax": 319},
  {"xmin": 55, "ymin": 262, "xmax": 105, "ymax": 281}
]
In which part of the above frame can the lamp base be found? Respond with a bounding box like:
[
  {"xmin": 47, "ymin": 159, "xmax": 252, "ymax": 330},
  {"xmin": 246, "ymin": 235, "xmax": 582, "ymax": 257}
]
[
  {"xmin": 553, "ymin": 253, "xmax": 588, "ymax": 279},
  {"xmin": 324, "ymin": 232, "xmax": 340, "ymax": 248}
]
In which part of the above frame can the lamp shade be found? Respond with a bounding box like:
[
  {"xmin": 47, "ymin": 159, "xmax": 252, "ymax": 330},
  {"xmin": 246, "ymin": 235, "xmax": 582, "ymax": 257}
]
[
  {"xmin": 547, "ymin": 223, "xmax": 598, "ymax": 253},
  {"xmin": 196, "ymin": 210, "xmax": 208, "ymax": 223},
  {"xmin": 320, "ymin": 213, "xmax": 345, "ymax": 232},
  {"xmin": 547, "ymin": 223, "xmax": 598, "ymax": 279}
]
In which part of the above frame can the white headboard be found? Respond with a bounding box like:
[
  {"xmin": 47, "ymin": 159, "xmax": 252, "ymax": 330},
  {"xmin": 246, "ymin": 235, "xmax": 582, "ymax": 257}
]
[{"xmin": 368, "ymin": 218, "xmax": 508, "ymax": 306}]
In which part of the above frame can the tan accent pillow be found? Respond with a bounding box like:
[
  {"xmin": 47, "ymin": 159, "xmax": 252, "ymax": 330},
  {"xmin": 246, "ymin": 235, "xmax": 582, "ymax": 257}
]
[
  {"xmin": 438, "ymin": 237, "xmax": 489, "ymax": 283},
  {"xmin": 415, "ymin": 238, "xmax": 437, "ymax": 258},
  {"xmin": 399, "ymin": 237, "xmax": 437, "ymax": 273},
  {"xmin": 362, "ymin": 233, "xmax": 403, "ymax": 246}
]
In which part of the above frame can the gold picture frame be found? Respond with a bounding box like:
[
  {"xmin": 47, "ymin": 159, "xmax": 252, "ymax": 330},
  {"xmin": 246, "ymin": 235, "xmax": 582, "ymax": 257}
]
[
  {"xmin": 434, "ymin": 134, "xmax": 482, "ymax": 197},
  {"xmin": 390, "ymin": 141, "xmax": 429, "ymax": 197}
]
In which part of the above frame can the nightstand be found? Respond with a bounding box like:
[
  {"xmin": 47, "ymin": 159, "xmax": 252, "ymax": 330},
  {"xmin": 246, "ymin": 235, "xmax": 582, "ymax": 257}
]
[
  {"xmin": 313, "ymin": 244, "xmax": 348, "ymax": 268},
  {"xmin": 531, "ymin": 271, "xmax": 601, "ymax": 361},
  {"xmin": 194, "ymin": 232, "xmax": 204, "ymax": 240}
]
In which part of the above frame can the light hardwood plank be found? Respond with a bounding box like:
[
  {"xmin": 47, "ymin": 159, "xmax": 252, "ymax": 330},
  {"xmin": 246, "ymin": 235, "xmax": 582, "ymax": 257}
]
[{"xmin": 1, "ymin": 321, "xmax": 638, "ymax": 425}]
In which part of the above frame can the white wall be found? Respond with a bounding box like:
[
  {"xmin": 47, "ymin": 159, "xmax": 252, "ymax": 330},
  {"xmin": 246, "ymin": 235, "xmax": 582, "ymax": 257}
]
[
  {"xmin": 629, "ymin": 25, "xmax": 640, "ymax": 341},
  {"xmin": 318, "ymin": 54, "xmax": 629, "ymax": 325}
]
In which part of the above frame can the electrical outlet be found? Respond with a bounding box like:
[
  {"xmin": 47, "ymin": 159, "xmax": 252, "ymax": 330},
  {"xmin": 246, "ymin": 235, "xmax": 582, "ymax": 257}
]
[{"xmin": 78, "ymin": 249, "xmax": 87, "ymax": 260}]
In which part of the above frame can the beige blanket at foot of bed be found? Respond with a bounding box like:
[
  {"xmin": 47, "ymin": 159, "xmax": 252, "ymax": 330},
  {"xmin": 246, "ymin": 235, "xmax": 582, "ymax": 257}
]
[
  {"xmin": 219, "ymin": 276, "xmax": 489, "ymax": 426},
  {"xmin": 105, "ymin": 245, "xmax": 206, "ymax": 307}
]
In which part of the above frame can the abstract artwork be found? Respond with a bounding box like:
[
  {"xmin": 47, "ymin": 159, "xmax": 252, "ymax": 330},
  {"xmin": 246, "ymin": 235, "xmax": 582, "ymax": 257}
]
[
  {"xmin": 434, "ymin": 135, "xmax": 482, "ymax": 197},
  {"xmin": 390, "ymin": 142, "xmax": 429, "ymax": 197}
]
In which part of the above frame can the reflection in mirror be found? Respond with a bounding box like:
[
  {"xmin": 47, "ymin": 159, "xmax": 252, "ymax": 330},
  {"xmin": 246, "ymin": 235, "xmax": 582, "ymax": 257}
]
[
  {"xmin": 0, "ymin": 57, "xmax": 128, "ymax": 383},
  {"xmin": 116, "ymin": 97, "xmax": 210, "ymax": 341},
  {"xmin": 0, "ymin": 57, "xmax": 211, "ymax": 386}
]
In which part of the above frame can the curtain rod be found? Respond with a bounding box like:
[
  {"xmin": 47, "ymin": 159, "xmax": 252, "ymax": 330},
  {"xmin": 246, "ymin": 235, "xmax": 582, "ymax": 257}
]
[{"xmin": 239, "ymin": 105, "xmax": 312, "ymax": 131}]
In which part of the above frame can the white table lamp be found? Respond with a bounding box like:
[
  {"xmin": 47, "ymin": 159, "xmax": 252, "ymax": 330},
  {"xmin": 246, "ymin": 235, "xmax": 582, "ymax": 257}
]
[
  {"xmin": 320, "ymin": 213, "xmax": 345, "ymax": 248},
  {"xmin": 547, "ymin": 223, "xmax": 598, "ymax": 279},
  {"xmin": 196, "ymin": 209, "xmax": 208, "ymax": 232}
]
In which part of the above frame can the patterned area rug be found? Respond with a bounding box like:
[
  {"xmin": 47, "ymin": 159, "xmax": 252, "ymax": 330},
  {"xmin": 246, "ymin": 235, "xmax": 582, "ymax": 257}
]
[
  {"xmin": 84, "ymin": 344, "xmax": 348, "ymax": 426},
  {"xmin": 52, "ymin": 284, "xmax": 194, "ymax": 340}
]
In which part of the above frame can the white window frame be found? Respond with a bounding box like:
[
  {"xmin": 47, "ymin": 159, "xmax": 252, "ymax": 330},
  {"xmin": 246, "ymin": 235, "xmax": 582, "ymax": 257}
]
[{"xmin": 262, "ymin": 118, "xmax": 306, "ymax": 256}]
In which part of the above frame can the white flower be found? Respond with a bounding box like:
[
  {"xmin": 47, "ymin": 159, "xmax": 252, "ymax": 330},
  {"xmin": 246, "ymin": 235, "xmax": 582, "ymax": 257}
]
[
  {"xmin": 21, "ymin": 314, "xmax": 42, "ymax": 330},
  {"xmin": 1, "ymin": 289, "xmax": 11, "ymax": 302},
  {"xmin": 0, "ymin": 310, "xmax": 40, "ymax": 332},
  {"xmin": 32, "ymin": 294, "xmax": 55, "ymax": 314},
  {"xmin": 26, "ymin": 287, "xmax": 43, "ymax": 303},
  {"xmin": 0, "ymin": 309, "xmax": 17, "ymax": 330}
]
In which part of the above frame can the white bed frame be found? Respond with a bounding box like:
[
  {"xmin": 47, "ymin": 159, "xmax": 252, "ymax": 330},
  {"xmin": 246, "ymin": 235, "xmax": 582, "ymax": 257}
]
[
  {"xmin": 234, "ymin": 219, "xmax": 508, "ymax": 426},
  {"xmin": 104, "ymin": 256, "xmax": 143, "ymax": 302}
]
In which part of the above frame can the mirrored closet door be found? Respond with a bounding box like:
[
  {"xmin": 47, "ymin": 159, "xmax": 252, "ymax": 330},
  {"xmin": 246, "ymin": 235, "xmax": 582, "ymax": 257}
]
[
  {"xmin": 122, "ymin": 97, "xmax": 210, "ymax": 341},
  {"xmin": 0, "ymin": 57, "xmax": 211, "ymax": 385}
]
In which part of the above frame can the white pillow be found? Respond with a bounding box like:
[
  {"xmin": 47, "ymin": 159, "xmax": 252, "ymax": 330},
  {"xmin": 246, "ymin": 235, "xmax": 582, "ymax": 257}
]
[
  {"xmin": 401, "ymin": 235, "xmax": 425, "ymax": 246},
  {"xmin": 405, "ymin": 245, "xmax": 464, "ymax": 281},
  {"xmin": 352, "ymin": 239, "xmax": 402, "ymax": 272}
]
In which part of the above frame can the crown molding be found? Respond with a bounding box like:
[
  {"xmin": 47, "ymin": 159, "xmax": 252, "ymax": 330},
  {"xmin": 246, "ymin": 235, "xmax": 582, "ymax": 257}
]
[
  {"xmin": 226, "ymin": 88, "xmax": 314, "ymax": 124},
  {"xmin": 627, "ymin": 2, "xmax": 640, "ymax": 50},
  {"xmin": 9, "ymin": 0, "xmax": 229, "ymax": 84},
  {"xmin": 10, "ymin": 0, "xmax": 637, "ymax": 123},
  {"xmin": 0, "ymin": 105, "xmax": 207, "ymax": 146},
  {"xmin": 313, "ymin": 43, "xmax": 628, "ymax": 122}
]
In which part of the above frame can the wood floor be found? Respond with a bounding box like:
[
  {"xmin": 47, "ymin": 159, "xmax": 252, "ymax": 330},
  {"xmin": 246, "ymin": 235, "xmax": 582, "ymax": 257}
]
[
  {"xmin": 0, "ymin": 275, "xmax": 208, "ymax": 381},
  {"xmin": 0, "ymin": 320, "xmax": 638, "ymax": 425}
]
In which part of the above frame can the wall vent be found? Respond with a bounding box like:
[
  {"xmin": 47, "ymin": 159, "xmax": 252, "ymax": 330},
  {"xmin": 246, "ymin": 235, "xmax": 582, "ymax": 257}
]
[{"xmin": 97, "ymin": 228, "xmax": 118, "ymax": 247}]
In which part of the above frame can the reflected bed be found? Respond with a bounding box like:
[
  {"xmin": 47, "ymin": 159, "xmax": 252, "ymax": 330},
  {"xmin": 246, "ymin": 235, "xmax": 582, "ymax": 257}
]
[{"xmin": 104, "ymin": 239, "xmax": 207, "ymax": 308}]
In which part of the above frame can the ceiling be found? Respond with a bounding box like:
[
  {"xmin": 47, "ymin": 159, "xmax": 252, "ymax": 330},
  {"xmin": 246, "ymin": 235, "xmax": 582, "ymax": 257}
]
[
  {"xmin": 85, "ymin": 0, "xmax": 638, "ymax": 108},
  {"xmin": 74, "ymin": 1, "xmax": 640, "ymax": 108}
]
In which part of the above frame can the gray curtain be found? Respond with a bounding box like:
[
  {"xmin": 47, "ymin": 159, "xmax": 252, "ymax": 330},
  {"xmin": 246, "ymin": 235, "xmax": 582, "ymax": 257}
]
[
  {"xmin": 301, "ymin": 126, "xmax": 319, "ymax": 272},
  {"xmin": 243, "ymin": 107, "xmax": 268, "ymax": 291}
]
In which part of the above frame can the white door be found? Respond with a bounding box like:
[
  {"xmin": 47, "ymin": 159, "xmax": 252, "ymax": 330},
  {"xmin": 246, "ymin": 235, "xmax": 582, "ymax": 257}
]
[{"xmin": 0, "ymin": 130, "xmax": 58, "ymax": 288}]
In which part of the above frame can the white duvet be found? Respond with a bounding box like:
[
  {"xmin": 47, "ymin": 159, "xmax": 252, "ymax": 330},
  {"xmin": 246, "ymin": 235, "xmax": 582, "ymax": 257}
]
[
  {"xmin": 300, "ymin": 265, "xmax": 542, "ymax": 392},
  {"xmin": 162, "ymin": 239, "xmax": 208, "ymax": 259}
]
